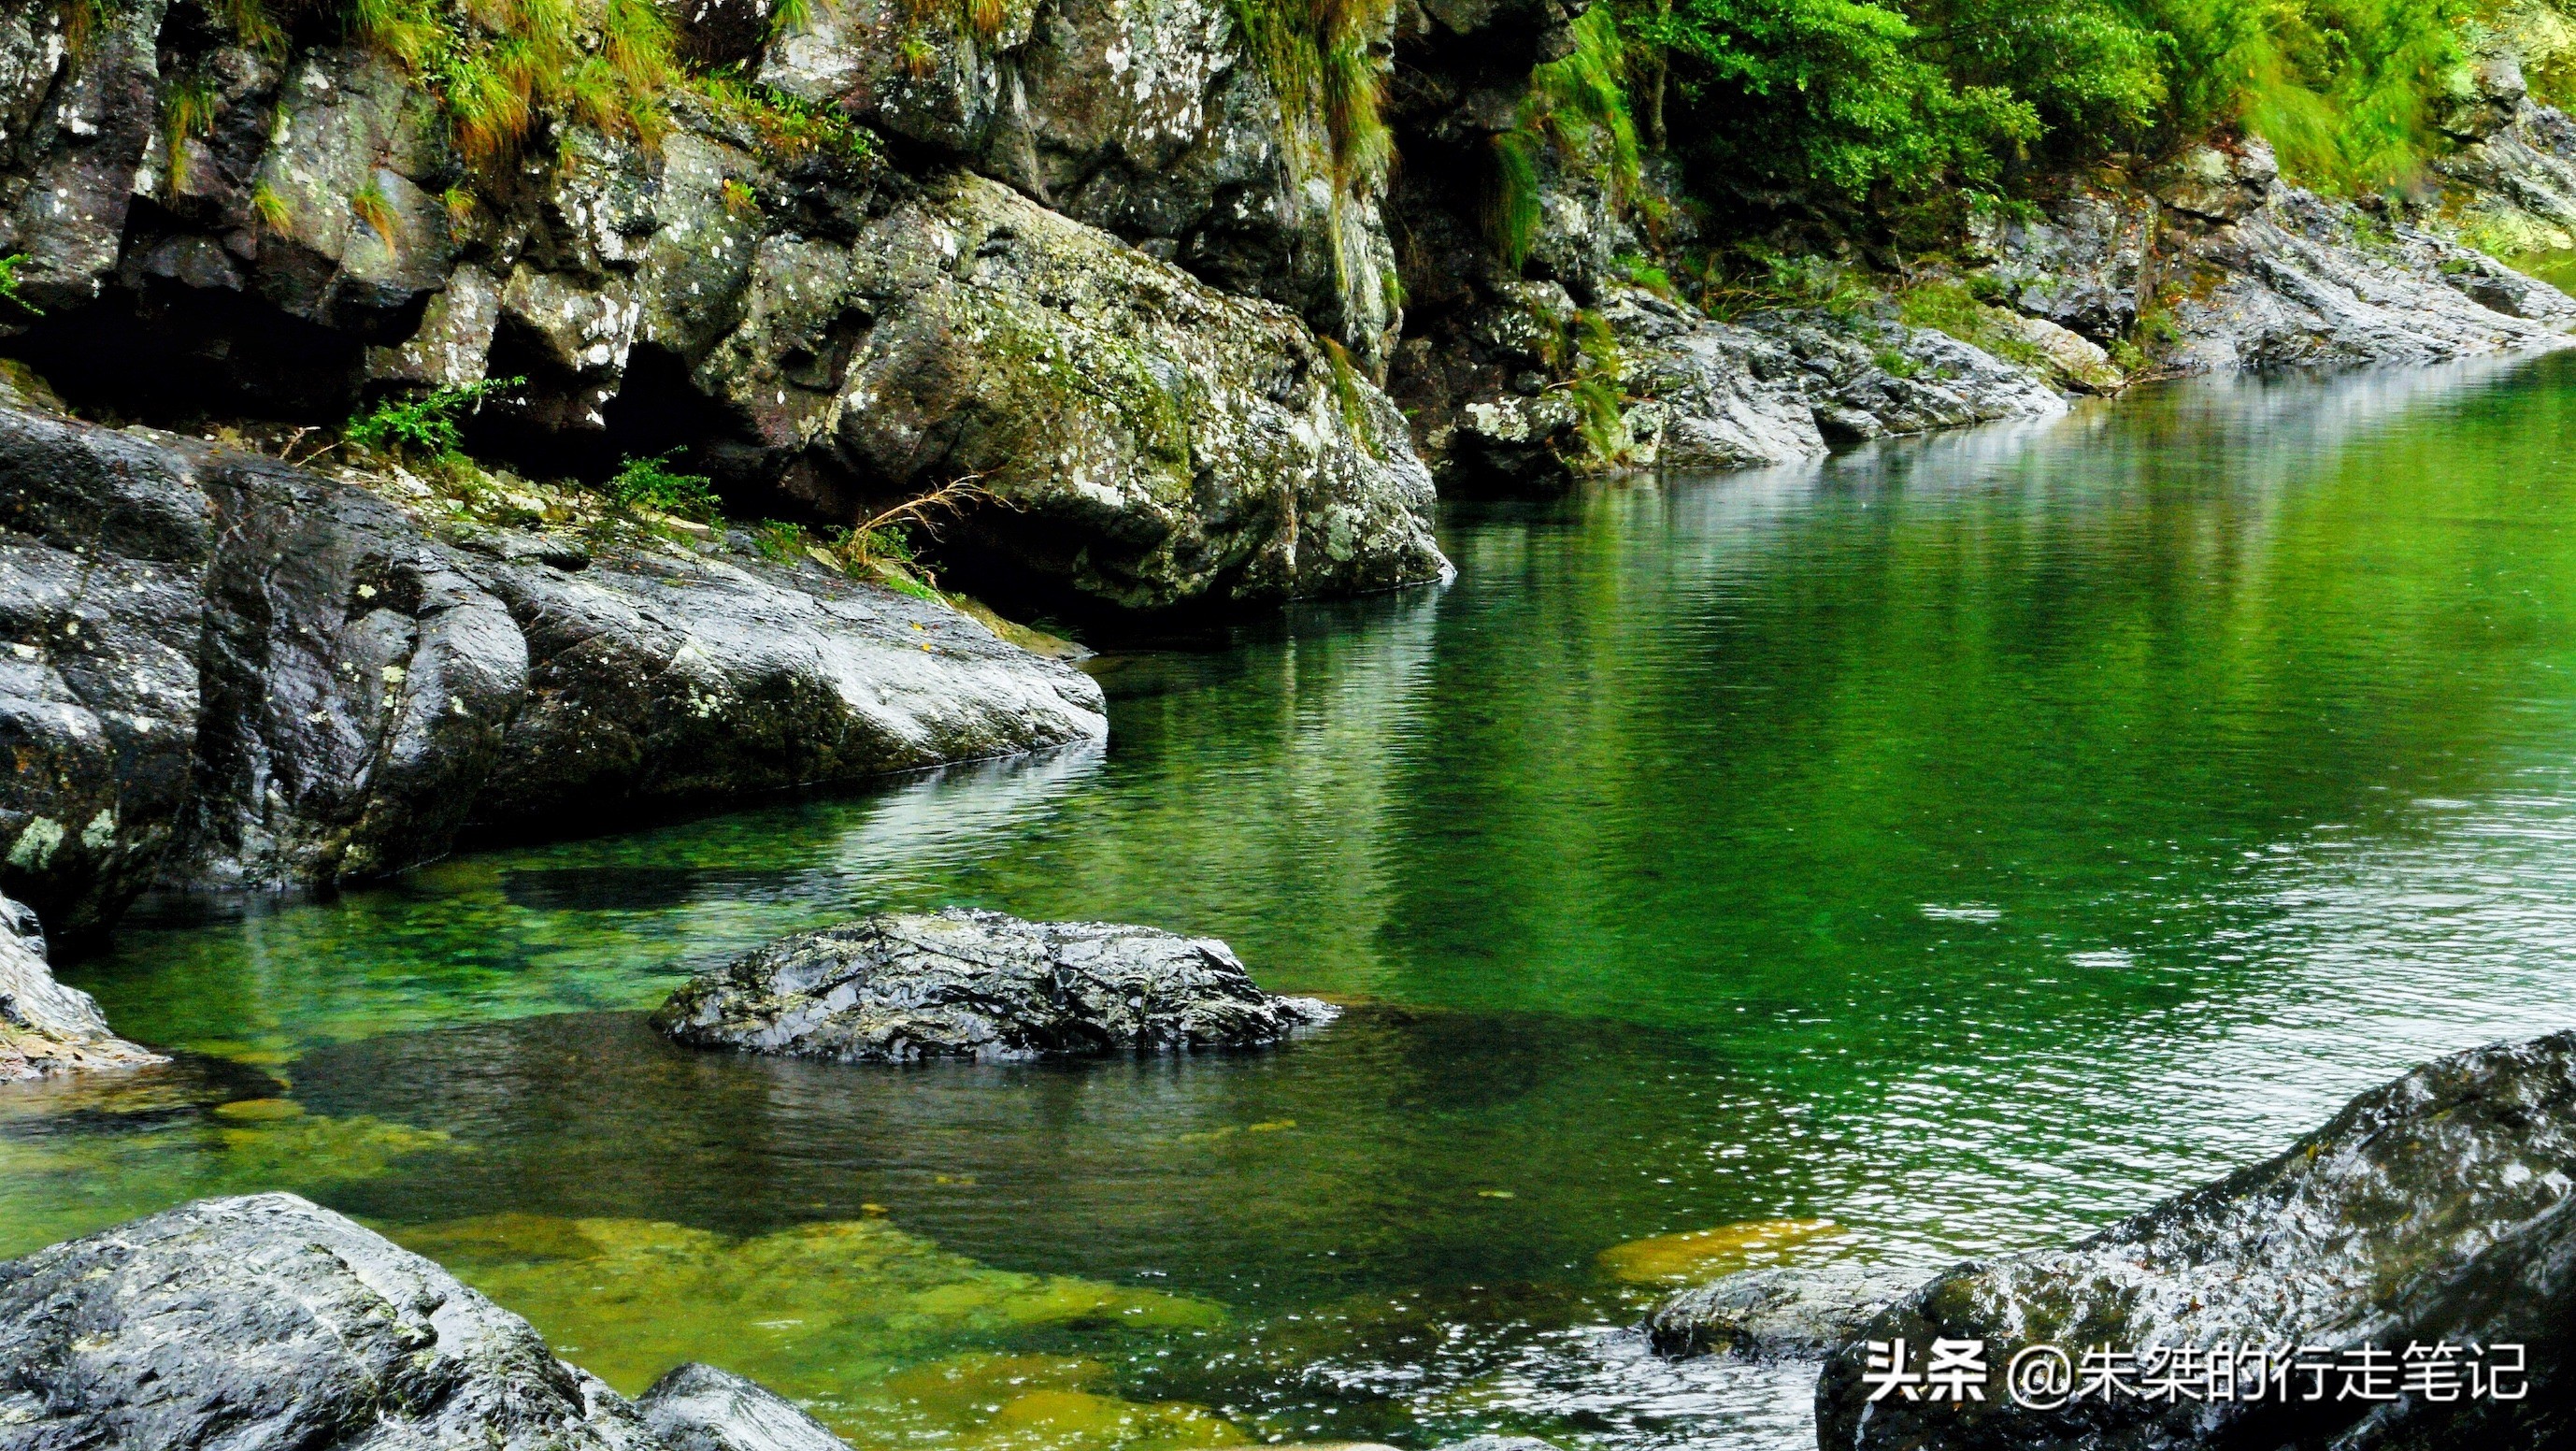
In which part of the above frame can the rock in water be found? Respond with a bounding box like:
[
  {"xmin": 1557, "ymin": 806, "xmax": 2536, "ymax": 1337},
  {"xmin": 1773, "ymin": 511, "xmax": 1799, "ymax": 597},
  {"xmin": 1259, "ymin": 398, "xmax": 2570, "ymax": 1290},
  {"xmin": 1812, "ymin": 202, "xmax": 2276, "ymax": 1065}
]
[
  {"xmin": 652, "ymin": 908, "xmax": 1336, "ymax": 1062},
  {"xmin": 1815, "ymin": 1030, "xmax": 2576, "ymax": 1450},
  {"xmin": 1648, "ymin": 1264, "xmax": 1918, "ymax": 1361},
  {"xmin": 0, "ymin": 1193, "xmax": 662, "ymax": 1448},
  {"xmin": 0, "ymin": 894, "xmax": 160, "ymax": 1079},
  {"xmin": 637, "ymin": 1363, "xmax": 848, "ymax": 1451}
]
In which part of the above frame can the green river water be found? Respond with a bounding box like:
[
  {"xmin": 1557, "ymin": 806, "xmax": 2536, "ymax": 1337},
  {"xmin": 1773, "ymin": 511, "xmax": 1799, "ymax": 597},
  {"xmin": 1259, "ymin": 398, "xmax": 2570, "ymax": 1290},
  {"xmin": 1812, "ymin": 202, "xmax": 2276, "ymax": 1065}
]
[{"xmin": 13, "ymin": 352, "xmax": 2576, "ymax": 1449}]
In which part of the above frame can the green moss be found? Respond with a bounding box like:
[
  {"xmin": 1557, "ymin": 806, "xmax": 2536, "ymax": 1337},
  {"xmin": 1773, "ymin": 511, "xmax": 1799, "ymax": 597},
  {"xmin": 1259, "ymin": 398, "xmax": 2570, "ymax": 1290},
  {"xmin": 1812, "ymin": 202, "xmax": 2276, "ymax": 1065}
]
[{"xmin": 1896, "ymin": 279, "xmax": 2048, "ymax": 368}]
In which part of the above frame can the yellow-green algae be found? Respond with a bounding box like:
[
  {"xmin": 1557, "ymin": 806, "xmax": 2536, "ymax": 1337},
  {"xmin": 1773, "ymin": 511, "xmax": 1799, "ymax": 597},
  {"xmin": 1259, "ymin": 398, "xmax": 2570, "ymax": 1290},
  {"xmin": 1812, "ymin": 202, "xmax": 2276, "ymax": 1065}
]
[
  {"xmin": 0, "ymin": 1098, "xmax": 451, "ymax": 1258},
  {"xmin": 395, "ymin": 1213, "xmax": 1238, "ymax": 1450}
]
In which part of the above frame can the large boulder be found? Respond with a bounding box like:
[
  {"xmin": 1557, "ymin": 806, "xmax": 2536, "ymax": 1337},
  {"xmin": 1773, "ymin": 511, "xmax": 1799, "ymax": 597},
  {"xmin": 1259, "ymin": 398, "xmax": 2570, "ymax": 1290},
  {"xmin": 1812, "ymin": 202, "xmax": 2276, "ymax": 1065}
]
[
  {"xmin": 2, "ymin": 25, "xmax": 1446, "ymax": 621},
  {"xmin": 0, "ymin": 399, "xmax": 1107, "ymax": 934},
  {"xmin": 0, "ymin": 1193, "xmax": 664, "ymax": 1449},
  {"xmin": 0, "ymin": 894, "xmax": 161, "ymax": 1079},
  {"xmin": 653, "ymin": 906, "xmax": 1337, "ymax": 1061},
  {"xmin": 1815, "ymin": 1030, "xmax": 2576, "ymax": 1451},
  {"xmin": 684, "ymin": 171, "xmax": 1447, "ymax": 612}
]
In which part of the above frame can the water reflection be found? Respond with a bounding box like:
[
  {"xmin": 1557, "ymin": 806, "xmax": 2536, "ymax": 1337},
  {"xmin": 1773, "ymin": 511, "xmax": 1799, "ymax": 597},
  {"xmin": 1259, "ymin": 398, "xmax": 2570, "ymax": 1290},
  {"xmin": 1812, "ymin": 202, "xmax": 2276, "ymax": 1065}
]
[{"xmin": 21, "ymin": 351, "xmax": 2576, "ymax": 1448}]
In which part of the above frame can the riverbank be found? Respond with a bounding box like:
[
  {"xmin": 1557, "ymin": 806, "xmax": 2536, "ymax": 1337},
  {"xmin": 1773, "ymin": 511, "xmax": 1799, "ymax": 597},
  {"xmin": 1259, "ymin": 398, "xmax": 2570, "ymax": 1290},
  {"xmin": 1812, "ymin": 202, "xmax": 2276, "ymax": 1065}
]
[{"xmin": 10, "ymin": 355, "xmax": 2576, "ymax": 1446}]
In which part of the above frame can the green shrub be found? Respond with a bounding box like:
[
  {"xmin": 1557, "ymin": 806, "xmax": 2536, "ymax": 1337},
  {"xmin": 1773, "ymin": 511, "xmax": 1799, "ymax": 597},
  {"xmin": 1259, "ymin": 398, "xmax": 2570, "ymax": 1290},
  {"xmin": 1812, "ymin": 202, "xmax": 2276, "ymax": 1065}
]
[
  {"xmin": 346, "ymin": 376, "xmax": 523, "ymax": 462},
  {"xmin": 604, "ymin": 452, "xmax": 723, "ymax": 521}
]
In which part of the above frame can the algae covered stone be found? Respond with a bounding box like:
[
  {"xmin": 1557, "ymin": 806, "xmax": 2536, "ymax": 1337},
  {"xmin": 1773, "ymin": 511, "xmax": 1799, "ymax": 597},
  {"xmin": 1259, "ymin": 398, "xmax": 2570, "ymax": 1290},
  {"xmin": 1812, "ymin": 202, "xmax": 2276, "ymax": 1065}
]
[{"xmin": 652, "ymin": 907, "xmax": 1336, "ymax": 1062}]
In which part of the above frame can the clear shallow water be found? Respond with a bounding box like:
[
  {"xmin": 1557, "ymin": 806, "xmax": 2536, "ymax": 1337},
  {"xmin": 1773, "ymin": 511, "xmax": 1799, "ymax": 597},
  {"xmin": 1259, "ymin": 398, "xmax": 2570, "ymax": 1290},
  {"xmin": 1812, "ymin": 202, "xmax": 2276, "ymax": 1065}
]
[{"xmin": 16, "ymin": 352, "xmax": 2576, "ymax": 1449}]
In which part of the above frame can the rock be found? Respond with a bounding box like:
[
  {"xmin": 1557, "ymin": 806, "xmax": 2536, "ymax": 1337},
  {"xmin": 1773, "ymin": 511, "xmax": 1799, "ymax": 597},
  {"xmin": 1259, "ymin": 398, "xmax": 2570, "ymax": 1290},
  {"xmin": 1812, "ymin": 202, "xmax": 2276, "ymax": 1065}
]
[
  {"xmin": 1607, "ymin": 293, "xmax": 1826, "ymax": 472},
  {"xmin": 653, "ymin": 906, "xmax": 1338, "ymax": 1062},
  {"xmin": 0, "ymin": 1192, "xmax": 664, "ymax": 1448},
  {"xmin": 1815, "ymin": 1030, "xmax": 2576, "ymax": 1451},
  {"xmin": 2154, "ymin": 136, "xmax": 2280, "ymax": 223},
  {"xmin": 0, "ymin": 407, "xmax": 211, "ymax": 938},
  {"xmin": 468, "ymin": 536, "xmax": 1109, "ymax": 829},
  {"xmin": 1967, "ymin": 191, "xmax": 2157, "ymax": 342},
  {"xmin": 2435, "ymin": 103, "xmax": 2576, "ymax": 263},
  {"xmin": 759, "ymin": 0, "xmax": 1400, "ymax": 366},
  {"xmin": 2159, "ymin": 188, "xmax": 2576, "ymax": 373},
  {"xmin": 637, "ymin": 1363, "xmax": 849, "ymax": 1451},
  {"xmin": 1647, "ymin": 1264, "xmax": 1916, "ymax": 1360},
  {"xmin": 0, "ymin": 398, "xmax": 1107, "ymax": 934},
  {"xmin": 698, "ymin": 170, "xmax": 1447, "ymax": 612},
  {"xmin": 0, "ymin": 893, "xmax": 161, "ymax": 1079}
]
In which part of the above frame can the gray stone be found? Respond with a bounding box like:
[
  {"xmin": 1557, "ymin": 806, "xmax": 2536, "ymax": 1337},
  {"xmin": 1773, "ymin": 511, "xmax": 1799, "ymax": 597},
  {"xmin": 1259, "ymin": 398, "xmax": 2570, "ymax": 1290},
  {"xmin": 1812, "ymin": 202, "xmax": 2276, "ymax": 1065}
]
[
  {"xmin": 637, "ymin": 1363, "xmax": 849, "ymax": 1451},
  {"xmin": 1815, "ymin": 1030, "xmax": 2576, "ymax": 1451},
  {"xmin": 0, "ymin": 408, "xmax": 211, "ymax": 938},
  {"xmin": 691, "ymin": 170, "xmax": 1447, "ymax": 611},
  {"xmin": 1646, "ymin": 1263, "xmax": 1916, "ymax": 1360},
  {"xmin": 2160, "ymin": 188, "xmax": 2576, "ymax": 373},
  {"xmin": 653, "ymin": 906, "xmax": 1338, "ymax": 1062},
  {"xmin": 0, "ymin": 1193, "xmax": 664, "ymax": 1449},
  {"xmin": 0, "ymin": 893, "xmax": 161, "ymax": 1080},
  {"xmin": 0, "ymin": 398, "xmax": 1107, "ymax": 934},
  {"xmin": 471, "ymin": 539, "xmax": 1109, "ymax": 829}
]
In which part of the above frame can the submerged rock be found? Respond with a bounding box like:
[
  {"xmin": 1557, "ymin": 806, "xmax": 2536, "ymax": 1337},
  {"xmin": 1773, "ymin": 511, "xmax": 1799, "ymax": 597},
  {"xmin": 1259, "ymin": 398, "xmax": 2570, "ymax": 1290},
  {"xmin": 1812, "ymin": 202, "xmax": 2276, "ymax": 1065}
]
[
  {"xmin": 0, "ymin": 894, "xmax": 161, "ymax": 1079},
  {"xmin": 1647, "ymin": 1264, "xmax": 1916, "ymax": 1361},
  {"xmin": 653, "ymin": 907, "xmax": 1336, "ymax": 1062},
  {"xmin": 0, "ymin": 1193, "xmax": 663, "ymax": 1448},
  {"xmin": 637, "ymin": 1363, "xmax": 849, "ymax": 1451},
  {"xmin": 1815, "ymin": 1030, "xmax": 2576, "ymax": 1450}
]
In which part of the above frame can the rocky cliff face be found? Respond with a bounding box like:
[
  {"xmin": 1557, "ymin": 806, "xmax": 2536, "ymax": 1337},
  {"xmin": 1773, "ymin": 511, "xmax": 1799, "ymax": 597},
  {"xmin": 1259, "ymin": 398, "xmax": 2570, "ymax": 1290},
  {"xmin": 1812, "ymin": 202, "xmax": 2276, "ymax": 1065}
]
[
  {"xmin": 1380, "ymin": 3, "xmax": 2576, "ymax": 489},
  {"xmin": 0, "ymin": 0, "xmax": 1448, "ymax": 617},
  {"xmin": 0, "ymin": 391, "xmax": 1107, "ymax": 941}
]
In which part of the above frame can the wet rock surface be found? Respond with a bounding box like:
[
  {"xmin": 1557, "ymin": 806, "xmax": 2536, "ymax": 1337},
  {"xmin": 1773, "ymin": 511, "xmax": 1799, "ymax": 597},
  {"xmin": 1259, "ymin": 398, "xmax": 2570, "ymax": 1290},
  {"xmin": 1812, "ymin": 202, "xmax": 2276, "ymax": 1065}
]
[
  {"xmin": 654, "ymin": 907, "xmax": 1338, "ymax": 1062},
  {"xmin": 0, "ymin": 894, "xmax": 161, "ymax": 1079},
  {"xmin": 0, "ymin": 400, "xmax": 1106, "ymax": 937},
  {"xmin": 0, "ymin": 1193, "xmax": 665, "ymax": 1449},
  {"xmin": 1815, "ymin": 1030, "xmax": 2576, "ymax": 1450},
  {"xmin": 1648, "ymin": 1264, "xmax": 1917, "ymax": 1361},
  {"xmin": 637, "ymin": 1363, "xmax": 850, "ymax": 1451}
]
